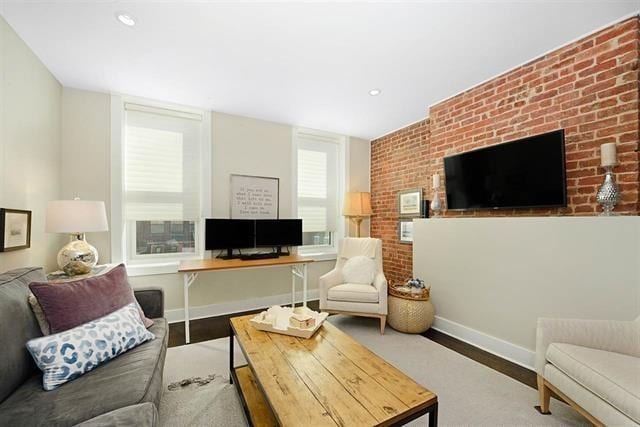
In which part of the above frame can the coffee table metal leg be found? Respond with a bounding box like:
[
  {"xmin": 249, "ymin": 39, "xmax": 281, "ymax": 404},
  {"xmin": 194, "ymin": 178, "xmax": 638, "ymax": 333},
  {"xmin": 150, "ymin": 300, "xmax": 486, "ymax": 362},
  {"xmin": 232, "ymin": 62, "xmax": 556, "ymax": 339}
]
[
  {"xmin": 229, "ymin": 322, "xmax": 234, "ymax": 384},
  {"xmin": 428, "ymin": 402, "xmax": 438, "ymax": 426}
]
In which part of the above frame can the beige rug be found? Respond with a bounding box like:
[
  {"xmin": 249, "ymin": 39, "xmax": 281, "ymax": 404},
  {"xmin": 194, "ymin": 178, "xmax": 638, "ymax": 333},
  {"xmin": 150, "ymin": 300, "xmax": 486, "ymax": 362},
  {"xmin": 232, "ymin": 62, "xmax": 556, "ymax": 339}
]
[{"xmin": 161, "ymin": 315, "xmax": 587, "ymax": 426}]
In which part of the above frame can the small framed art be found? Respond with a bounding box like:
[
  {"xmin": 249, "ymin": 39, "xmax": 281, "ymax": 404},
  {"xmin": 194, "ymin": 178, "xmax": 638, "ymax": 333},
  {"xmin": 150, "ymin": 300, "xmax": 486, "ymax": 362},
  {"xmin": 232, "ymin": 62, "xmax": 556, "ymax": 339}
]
[
  {"xmin": 398, "ymin": 188, "xmax": 423, "ymax": 217},
  {"xmin": 398, "ymin": 219, "xmax": 414, "ymax": 244},
  {"xmin": 0, "ymin": 209, "xmax": 32, "ymax": 252}
]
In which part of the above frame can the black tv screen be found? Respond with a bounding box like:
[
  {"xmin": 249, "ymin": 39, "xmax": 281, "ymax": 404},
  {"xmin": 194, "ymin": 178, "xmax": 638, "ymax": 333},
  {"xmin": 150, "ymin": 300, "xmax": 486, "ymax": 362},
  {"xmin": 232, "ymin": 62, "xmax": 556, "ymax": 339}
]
[
  {"xmin": 444, "ymin": 130, "xmax": 566, "ymax": 210},
  {"xmin": 256, "ymin": 219, "xmax": 302, "ymax": 247},
  {"xmin": 205, "ymin": 219, "xmax": 255, "ymax": 250}
]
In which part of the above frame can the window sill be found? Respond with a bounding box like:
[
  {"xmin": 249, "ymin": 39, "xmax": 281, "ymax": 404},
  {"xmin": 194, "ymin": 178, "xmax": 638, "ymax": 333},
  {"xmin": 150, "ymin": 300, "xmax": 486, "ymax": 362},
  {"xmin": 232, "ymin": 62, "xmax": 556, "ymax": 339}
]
[
  {"xmin": 126, "ymin": 261, "xmax": 180, "ymax": 277},
  {"xmin": 297, "ymin": 251, "xmax": 337, "ymax": 262}
]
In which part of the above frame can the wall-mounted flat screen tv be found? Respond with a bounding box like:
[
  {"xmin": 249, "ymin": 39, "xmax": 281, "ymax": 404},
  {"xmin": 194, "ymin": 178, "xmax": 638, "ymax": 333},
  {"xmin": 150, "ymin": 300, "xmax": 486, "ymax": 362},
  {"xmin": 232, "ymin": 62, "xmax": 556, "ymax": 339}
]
[{"xmin": 444, "ymin": 130, "xmax": 566, "ymax": 210}]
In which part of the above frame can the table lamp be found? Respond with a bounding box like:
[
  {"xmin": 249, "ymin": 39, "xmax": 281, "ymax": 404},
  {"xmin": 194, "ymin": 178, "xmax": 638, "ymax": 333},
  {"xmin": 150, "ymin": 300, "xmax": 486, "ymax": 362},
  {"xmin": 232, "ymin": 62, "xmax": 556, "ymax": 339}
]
[
  {"xmin": 343, "ymin": 192, "xmax": 372, "ymax": 237},
  {"xmin": 46, "ymin": 199, "xmax": 109, "ymax": 272}
]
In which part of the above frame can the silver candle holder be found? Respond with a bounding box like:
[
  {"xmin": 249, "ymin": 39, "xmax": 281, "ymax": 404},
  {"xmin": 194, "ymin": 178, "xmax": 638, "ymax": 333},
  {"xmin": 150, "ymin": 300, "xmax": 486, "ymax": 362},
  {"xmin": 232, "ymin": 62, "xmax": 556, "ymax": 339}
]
[{"xmin": 596, "ymin": 166, "xmax": 620, "ymax": 216}]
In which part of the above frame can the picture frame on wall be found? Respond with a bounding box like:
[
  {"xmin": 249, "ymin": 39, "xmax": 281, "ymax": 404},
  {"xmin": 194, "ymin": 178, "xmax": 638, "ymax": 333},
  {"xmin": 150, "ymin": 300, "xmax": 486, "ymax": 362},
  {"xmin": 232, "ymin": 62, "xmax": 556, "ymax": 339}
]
[
  {"xmin": 0, "ymin": 209, "xmax": 32, "ymax": 252},
  {"xmin": 230, "ymin": 174, "xmax": 280, "ymax": 219},
  {"xmin": 398, "ymin": 188, "xmax": 423, "ymax": 217},
  {"xmin": 398, "ymin": 219, "xmax": 414, "ymax": 244}
]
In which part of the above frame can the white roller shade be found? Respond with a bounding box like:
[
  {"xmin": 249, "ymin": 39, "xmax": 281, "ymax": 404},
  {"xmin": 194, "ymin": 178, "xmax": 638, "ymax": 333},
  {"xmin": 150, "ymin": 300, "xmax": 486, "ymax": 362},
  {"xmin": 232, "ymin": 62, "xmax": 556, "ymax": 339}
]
[
  {"xmin": 296, "ymin": 131, "xmax": 339, "ymax": 233},
  {"xmin": 124, "ymin": 104, "xmax": 202, "ymax": 221}
]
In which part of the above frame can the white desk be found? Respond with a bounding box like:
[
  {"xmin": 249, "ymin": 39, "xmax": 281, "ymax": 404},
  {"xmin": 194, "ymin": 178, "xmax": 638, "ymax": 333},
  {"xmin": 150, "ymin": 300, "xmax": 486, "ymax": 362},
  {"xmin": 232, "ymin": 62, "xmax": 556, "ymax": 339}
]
[{"xmin": 178, "ymin": 255, "xmax": 313, "ymax": 343}]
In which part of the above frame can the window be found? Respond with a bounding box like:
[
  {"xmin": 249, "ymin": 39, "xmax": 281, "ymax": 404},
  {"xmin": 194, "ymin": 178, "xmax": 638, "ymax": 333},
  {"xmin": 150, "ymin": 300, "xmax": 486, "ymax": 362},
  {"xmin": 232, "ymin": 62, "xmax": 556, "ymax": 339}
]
[
  {"xmin": 294, "ymin": 128, "xmax": 343, "ymax": 254},
  {"xmin": 122, "ymin": 102, "xmax": 204, "ymax": 263}
]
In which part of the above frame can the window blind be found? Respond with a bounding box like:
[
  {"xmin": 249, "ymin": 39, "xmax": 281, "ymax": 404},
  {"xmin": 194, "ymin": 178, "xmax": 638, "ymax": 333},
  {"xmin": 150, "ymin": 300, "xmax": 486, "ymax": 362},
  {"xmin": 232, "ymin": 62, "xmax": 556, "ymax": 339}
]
[
  {"xmin": 296, "ymin": 131, "xmax": 339, "ymax": 233},
  {"xmin": 124, "ymin": 104, "xmax": 202, "ymax": 221}
]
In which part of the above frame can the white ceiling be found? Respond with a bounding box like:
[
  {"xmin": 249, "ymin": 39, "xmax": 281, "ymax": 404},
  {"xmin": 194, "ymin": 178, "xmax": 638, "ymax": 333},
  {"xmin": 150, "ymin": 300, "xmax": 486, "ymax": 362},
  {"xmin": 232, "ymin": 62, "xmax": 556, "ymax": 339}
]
[{"xmin": 1, "ymin": 1, "xmax": 638, "ymax": 139}]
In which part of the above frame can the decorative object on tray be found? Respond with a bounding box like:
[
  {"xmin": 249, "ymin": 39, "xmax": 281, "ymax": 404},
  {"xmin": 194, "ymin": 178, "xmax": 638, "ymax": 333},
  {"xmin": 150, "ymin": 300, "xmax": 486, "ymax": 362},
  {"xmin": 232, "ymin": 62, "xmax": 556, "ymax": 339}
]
[
  {"xmin": 388, "ymin": 279, "xmax": 434, "ymax": 334},
  {"xmin": 230, "ymin": 174, "xmax": 279, "ymax": 219},
  {"xmin": 289, "ymin": 313, "xmax": 315, "ymax": 329},
  {"xmin": 398, "ymin": 218, "xmax": 414, "ymax": 244},
  {"xmin": 398, "ymin": 188, "xmax": 422, "ymax": 217},
  {"xmin": 0, "ymin": 208, "xmax": 31, "ymax": 252},
  {"xmin": 45, "ymin": 198, "xmax": 109, "ymax": 272},
  {"xmin": 343, "ymin": 191, "xmax": 373, "ymax": 237},
  {"xmin": 430, "ymin": 174, "xmax": 442, "ymax": 217},
  {"xmin": 597, "ymin": 143, "xmax": 620, "ymax": 216},
  {"xmin": 250, "ymin": 305, "xmax": 328, "ymax": 339}
]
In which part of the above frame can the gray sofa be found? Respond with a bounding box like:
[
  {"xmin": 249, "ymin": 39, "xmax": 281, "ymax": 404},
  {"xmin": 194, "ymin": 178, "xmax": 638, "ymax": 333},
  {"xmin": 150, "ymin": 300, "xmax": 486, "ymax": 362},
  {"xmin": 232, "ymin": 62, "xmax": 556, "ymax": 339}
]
[{"xmin": 0, "ymin": 267, "xmax": 168, "ymax": 426}]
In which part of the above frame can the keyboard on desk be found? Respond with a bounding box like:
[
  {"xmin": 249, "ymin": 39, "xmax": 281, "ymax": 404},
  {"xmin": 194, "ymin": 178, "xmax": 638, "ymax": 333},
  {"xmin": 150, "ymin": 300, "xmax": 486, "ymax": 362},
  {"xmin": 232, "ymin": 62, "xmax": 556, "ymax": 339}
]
[{"xmin": 239, "ymin": 253, "xmax": 280, "ymax": 260}]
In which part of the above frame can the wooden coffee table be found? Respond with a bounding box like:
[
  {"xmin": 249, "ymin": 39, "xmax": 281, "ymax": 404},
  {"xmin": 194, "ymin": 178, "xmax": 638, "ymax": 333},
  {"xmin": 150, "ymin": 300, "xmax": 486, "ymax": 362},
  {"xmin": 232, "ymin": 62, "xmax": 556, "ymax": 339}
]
[{"xmin": 229, "ymin": 314, "xmax": 438, "ymax": 426}]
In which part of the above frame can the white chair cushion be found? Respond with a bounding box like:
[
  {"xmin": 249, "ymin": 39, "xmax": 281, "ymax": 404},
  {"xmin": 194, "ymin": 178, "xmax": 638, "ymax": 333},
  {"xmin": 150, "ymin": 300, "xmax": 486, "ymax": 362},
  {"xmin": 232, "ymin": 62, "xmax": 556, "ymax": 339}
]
[
  {"xmin": 547, "ymin": 343, "xmax": 640, "ymax": 423},
  {"xmin": 328, "ymin": 283, "xmax": 379, "ymax": 303},
  {"xmin": 342, "ymin": 255, "xmax": 376, "ymax": 285}
]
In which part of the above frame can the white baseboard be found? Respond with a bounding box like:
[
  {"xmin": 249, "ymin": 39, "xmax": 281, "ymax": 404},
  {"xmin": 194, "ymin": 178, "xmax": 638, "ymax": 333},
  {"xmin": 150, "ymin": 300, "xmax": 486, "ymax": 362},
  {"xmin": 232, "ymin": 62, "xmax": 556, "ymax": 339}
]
[
  {"xmin": 432, "ymin": 316, "xmax": 535, "ymax": 370},
  {"xmin": 165, "ymin": 289, "xmax": 320, "ymax": 324}
]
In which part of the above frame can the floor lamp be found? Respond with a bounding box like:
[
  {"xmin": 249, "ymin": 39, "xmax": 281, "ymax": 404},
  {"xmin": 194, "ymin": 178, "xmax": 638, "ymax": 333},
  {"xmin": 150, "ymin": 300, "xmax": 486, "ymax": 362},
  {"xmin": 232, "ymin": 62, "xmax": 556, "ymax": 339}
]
[{"xmin": 343, "ymin": 192, "xmax": 372, "ymax": 237}]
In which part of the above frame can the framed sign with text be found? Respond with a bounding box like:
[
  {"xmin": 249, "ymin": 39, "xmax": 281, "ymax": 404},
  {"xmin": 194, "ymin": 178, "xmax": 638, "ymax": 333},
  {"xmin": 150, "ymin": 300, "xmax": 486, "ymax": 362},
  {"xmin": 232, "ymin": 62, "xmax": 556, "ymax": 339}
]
[{"xmin": 230, "ymin": 174, "xmax": 280, "ymax": 219}]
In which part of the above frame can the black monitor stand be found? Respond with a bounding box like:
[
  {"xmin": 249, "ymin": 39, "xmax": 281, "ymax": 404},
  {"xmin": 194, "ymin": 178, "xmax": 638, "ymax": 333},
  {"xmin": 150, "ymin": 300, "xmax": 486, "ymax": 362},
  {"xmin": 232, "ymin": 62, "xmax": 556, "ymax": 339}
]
[{"xmin": 217, "ymin": 249, "xmax": 238, "ymax": 260}]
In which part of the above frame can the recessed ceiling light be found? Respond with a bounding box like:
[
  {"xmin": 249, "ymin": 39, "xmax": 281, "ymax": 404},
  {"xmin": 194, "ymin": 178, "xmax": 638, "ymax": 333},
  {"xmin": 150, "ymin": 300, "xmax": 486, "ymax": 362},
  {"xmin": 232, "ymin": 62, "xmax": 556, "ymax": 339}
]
[
  {"xmin": 369, "ymin": 89, "xmax": 381, "ymax": 96},
  {"xmin": 116, "ymin": 12, "xmax": 136, "ymax": 27}
]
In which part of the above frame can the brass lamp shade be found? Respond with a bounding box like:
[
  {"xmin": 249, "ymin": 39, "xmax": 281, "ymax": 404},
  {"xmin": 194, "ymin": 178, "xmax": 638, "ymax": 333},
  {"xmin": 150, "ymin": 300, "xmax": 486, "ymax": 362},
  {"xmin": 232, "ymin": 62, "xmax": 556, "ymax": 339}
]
[{"xmin": 343, "ymin": 192, "xmax": 372, "ymax": 237}]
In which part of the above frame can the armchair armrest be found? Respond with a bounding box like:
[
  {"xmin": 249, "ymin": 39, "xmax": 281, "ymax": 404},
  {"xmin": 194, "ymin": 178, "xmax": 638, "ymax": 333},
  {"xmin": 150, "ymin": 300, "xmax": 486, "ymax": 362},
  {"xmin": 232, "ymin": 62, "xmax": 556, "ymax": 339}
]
[
  {"xmin": 134, "ymin": 287, "xmax": 165, "ymax": 319},
  {"xmin": 319, "ymin": 269, "xmax": 342, "ymax": 309},
  {"xmin": 373, "ymin": 272, "xmax": 388, "ymax": 315},
  {"xmin": 535, "ymin": 317, "xmax": 640, "ymax": 374}
]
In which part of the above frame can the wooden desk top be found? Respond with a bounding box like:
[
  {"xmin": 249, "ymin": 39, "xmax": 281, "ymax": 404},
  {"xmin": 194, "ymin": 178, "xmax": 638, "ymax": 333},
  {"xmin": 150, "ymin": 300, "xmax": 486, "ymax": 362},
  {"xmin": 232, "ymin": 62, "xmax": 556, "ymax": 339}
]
[
  {"xmin": 178, "ymin": 254, "xmax": 313, "ymax": 273},
  {"xmin": 230, "ymin": 314, "xmax": 437, "ymax": 426}
]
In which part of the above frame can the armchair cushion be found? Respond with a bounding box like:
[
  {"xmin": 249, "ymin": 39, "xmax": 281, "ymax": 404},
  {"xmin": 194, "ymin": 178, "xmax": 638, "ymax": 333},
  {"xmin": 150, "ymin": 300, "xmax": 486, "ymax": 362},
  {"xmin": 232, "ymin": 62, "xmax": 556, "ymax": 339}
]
[
  {"xmin": 546, "ymin": 343, "xmax": 640, "ymax": 423},
  {"xmin": 328, "ymin": 283, "xmax": 379, "ymax": 303},
  {"xmin": 342, "ymin": 256, "xmax": 376, "ymax": 285}
]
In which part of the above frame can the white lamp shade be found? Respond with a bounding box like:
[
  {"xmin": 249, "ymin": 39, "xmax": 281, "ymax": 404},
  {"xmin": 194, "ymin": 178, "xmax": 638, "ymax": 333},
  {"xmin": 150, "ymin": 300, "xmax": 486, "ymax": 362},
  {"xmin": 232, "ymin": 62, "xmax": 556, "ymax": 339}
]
[
  {"xmin": 46, "ymin": 200, "xmax": 109, "ymax": 233},
  {"xmin": 343, "ymin": 192, "xmax": 373, "ymax": 217}
]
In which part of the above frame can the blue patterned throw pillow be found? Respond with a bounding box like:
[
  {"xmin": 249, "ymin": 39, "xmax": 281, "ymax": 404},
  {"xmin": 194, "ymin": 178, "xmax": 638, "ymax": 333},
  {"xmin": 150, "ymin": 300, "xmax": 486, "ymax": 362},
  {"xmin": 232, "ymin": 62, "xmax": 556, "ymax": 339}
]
[{"xmin": 26, "ymin": 303, "xmax": 155, "ymax": 390}]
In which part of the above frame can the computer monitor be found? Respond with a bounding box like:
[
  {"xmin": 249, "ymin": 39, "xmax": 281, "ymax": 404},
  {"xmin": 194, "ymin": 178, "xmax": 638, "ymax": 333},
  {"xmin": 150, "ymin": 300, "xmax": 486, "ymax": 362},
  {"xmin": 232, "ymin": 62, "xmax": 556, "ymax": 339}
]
[
  {"xmin": 205, "ymin": 219, "xmax": 255, "ymax": 258},
  {"xmin": 255, "ymin": 219, "xmax": 302, "ymax": 248}
]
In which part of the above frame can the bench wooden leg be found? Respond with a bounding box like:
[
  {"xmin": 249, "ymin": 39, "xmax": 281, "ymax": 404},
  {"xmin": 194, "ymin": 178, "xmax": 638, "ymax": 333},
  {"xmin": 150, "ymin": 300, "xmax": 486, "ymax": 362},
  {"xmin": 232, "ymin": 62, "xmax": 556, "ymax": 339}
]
[
  {"xmin": 380, "ymin": 316, "xmax": 386, "ymax": 335},
  {"xmin": 536, "ymin": 375, "xmax": 551, "ymax": 414}
]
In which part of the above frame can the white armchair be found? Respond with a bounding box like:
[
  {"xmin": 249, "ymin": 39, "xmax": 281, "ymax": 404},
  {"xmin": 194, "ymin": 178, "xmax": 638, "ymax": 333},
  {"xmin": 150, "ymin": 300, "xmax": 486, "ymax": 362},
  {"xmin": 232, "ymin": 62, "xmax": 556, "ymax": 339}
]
[
  {"xmin": 535, "ymin": 317, "xmax": 640, "ymax": 426},
  {"xmin": 319, "ymin": 238, "xmax": 388, "ymax": 334}
]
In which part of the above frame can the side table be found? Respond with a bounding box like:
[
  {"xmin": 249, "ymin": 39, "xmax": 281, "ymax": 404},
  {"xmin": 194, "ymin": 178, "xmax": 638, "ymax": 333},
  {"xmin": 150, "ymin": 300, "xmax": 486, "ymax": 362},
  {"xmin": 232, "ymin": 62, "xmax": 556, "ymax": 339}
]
[{"xmin": 387, "ymin": 283, "xmax": 435, "ymax": 334}]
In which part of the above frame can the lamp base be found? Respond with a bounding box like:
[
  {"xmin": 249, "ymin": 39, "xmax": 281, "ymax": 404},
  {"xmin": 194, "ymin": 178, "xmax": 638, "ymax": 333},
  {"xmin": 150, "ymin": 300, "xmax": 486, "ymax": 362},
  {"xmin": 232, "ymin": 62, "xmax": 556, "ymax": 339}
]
[{"xmin": 57, "ymin": 233, "xmax": 99, "ymax": 272}]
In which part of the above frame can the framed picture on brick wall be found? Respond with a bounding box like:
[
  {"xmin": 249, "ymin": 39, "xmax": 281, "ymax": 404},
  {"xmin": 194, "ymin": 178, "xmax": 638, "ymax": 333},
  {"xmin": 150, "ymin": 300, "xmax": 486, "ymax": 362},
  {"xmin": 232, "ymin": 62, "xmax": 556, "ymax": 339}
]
[
  {"xmin": 398, "ymin": 219, "xmax": 413, "ymax": 244},
  {"xmin": 398, "ymin": 188, "xmax": 422, "ymax": 217}
]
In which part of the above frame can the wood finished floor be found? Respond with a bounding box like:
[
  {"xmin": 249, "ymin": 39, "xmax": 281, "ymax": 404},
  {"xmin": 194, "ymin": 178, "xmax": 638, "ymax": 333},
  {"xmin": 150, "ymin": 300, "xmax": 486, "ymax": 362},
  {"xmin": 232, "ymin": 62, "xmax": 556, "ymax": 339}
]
[{"xmin": 168, "ymin": 299, "xmax": 537, "ymax": 391}]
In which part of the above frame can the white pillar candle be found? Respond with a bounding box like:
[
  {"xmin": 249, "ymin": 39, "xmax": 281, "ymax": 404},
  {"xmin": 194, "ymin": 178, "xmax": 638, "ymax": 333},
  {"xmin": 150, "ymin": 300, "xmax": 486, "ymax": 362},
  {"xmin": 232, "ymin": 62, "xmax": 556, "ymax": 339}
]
[
  {"xmin": 600, "ymin": 143, "xmax": 618, "ymax": 167},
  {"xmin": 432, "ymin": 173, "xmax": 440, "ymax": 189}
]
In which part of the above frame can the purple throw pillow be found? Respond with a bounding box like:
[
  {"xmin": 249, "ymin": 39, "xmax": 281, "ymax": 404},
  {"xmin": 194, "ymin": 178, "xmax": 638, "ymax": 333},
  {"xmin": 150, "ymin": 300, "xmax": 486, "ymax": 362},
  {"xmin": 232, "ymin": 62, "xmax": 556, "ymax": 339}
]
[{"xmin": 29, "ymin": 264, "xmax": 154, "ymax": 334}]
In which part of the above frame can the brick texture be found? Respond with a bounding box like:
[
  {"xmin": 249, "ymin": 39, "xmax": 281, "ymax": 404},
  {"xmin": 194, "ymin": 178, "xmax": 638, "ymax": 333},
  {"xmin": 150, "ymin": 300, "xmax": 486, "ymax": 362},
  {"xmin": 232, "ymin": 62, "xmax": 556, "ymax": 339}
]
[{"xmin": 371, "ymin": 17, "xmax": 640, "ymax": 284}]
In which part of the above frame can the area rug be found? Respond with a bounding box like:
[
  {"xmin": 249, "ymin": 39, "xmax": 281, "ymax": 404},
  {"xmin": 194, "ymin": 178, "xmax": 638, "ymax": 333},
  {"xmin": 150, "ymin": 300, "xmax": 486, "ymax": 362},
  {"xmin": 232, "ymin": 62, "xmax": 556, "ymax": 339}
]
[{"xmin": 160, "ymin": 315, "xmax": 587, "ymax": 426}]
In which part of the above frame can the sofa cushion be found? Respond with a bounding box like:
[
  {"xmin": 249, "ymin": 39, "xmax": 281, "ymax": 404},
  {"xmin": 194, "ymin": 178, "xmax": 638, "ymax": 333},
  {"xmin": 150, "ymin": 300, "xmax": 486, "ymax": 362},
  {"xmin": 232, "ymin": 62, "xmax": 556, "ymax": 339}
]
[
  {"xmin": 74, "ymin": 403, "xmax": 158, "ymax": 427},
  {"xmin": 29, "ymin": 264, "xmax": 153, "ymax": 334},
  {"xmin": 0, "ymin": 318, "xmax": 167, "ymax": 426},
  {"xmin": 328, "ymin": 283, "xmax": 379, "ymax": 303},
  {"xmin": 547, "ymin": 343, "xmax": 640, "ymax": 423},
  {"xmin": 27, "ymin": 303, "xmax": 155, "ymax": 391},
  {"xmin": 0, "ymin": 267, "xmax": 46, "ymax": 403}
]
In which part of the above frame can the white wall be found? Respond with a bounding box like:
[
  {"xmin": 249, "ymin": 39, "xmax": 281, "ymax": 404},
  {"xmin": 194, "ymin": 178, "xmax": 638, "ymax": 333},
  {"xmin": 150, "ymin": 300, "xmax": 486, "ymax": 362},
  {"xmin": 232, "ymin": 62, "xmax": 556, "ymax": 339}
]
[
  {"xmin": 346, "ymin": 137, "xmax": 371, "ymax": 237},
  {"xmin": 60, "ymin": 88, "xmax": 111, "ymax": 262},
  {"xmin": 0, "ymin": 16, "xmax": 62, "ymax": 272},
  {"xmin": 59, "ymin": 94, "xmax": 369, "ymax": 313},
  {"xmin": 413, "ymin": 216, "xmax": 640, "ymax": 367}
]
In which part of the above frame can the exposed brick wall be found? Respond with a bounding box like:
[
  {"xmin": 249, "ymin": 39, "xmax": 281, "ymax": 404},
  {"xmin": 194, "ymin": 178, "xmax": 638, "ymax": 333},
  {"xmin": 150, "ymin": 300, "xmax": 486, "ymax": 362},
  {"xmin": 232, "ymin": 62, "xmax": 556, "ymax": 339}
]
[
  {"xmin": 370, "ymin": 119, "xmax": 429, "ymax": 284},
  {"xmin": 371, "ymin": 16, "xmax": 640, "ymax": 283}
]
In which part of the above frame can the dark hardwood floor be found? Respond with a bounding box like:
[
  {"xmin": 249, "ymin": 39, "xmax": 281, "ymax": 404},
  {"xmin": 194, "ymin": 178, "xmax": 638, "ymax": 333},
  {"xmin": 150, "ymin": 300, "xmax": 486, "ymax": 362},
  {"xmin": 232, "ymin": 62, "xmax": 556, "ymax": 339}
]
[{"xmin": 168, "ymin": 299, "xmax": 537, "ymax": 391}]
